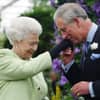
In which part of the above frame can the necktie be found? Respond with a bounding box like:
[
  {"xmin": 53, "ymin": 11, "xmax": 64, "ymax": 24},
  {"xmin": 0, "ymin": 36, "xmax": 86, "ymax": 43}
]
[
  {"xmin": 84, "ymin": 41, "xmax": 89, "ymax": 55},
  {"xmin": 80, "ymin": 41, "xmax": 89, "ymax": 68}
]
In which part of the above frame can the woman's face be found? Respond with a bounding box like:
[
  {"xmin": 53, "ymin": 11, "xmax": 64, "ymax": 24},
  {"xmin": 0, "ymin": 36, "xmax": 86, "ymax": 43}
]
[{"xmin": 15, "ymin": 34, "xmax": 39, "ymax": 59}]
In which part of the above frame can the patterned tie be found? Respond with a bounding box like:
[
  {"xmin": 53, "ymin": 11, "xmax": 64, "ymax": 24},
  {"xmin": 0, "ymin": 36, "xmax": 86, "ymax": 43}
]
[
  {"xmin": 85, "ymin": 41, "xmax": 89, "ymax": 54},
  {"xmin": 80, "ymin": 41, "xmax": 89, "ymax": 68}
]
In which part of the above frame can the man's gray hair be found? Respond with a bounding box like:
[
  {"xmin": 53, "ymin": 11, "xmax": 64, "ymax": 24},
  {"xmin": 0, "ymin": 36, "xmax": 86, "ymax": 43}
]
[
  {"xmin": 54, "ymin": 3, "xmax": 88, "ymax": 24},
  {"xmin": 5, "ymin": 16, "xmax": 42, "ymax": 45}
]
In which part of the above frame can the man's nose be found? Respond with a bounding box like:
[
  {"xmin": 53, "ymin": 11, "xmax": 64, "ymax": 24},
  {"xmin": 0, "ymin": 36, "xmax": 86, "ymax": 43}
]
[{"xmin": 61, "ymin": 32, "xmax": 68, "ymax": 39}]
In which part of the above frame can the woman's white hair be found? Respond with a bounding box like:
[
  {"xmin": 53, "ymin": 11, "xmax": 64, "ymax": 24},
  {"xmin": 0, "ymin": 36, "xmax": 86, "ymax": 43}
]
[{"xmin": 5, "ymin": 16, "xmax": 42, "ymax": 45}]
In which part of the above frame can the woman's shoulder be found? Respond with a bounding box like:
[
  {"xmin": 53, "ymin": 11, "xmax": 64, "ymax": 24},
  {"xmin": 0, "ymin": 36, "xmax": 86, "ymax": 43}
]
[
  {"xmin": 0, "ymin": 49, "xmax": 14, "ymax": 57},
  {"xmin": 0, "ymin": 48, "xmax": 11, "ymax": 53}
]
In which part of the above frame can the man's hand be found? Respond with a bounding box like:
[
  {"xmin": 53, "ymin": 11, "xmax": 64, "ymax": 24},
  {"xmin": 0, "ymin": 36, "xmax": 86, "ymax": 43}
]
[
  {"xmin": 71, "ymin": 81, "xmax": 89, "ymax": 96},
  {"xmin": 50, "ymin": 39, "xmax": 73, "ymax": 59},
  {"xmin": 61, "ymin": 47, "xmax": 74, "ymax": 65}
]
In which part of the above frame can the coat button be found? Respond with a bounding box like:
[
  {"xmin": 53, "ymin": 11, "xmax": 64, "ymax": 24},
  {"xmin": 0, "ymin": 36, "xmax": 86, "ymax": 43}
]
[{"xmin": 37, "ymin": 87, "xmax": 40, "ymax": 90}]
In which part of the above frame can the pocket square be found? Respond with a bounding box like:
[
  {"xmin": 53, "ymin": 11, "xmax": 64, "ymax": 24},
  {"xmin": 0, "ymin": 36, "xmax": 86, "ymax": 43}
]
[{"xmin": 90, "ymin": 53, "xmax": 100, "ymax": 60}]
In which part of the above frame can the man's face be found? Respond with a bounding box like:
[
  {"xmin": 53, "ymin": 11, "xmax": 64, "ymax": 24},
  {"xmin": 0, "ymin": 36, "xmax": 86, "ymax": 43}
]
[{"xmin": 55, "ymin": 18, "xmax": 84, "ymax": 44}]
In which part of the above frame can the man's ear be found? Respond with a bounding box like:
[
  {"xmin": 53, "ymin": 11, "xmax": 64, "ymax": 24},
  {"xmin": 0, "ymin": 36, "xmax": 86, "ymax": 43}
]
[
  {"xmin": 56, "ymin": 17, "xmax": 65, "ymax": 28},
  {"xmin": 73, "ymin": 17, "xmax": 81, "ymax": 27}
]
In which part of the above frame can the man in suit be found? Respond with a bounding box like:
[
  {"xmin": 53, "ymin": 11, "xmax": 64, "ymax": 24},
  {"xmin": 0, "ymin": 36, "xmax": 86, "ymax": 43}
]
[{"xmin": 53, "ymin": 3, "xmax": 100, "ymax": 100}]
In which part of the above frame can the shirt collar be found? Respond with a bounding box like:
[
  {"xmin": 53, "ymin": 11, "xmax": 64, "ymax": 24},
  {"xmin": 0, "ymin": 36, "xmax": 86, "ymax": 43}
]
[
  {"xmin": 61, "ymin": 60, "xmax": 74, "ymax": 73},
  {"xmin": 86, "ymin": 23, "xmax": 98, "ymax": 43}
]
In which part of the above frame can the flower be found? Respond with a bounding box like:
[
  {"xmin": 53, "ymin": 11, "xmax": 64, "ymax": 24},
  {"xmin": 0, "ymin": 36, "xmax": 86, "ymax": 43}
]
[
  {"xmin": 59, "ymin": 75, "xmax": 68, "ymax": 86},
  {"xmin": 90, "ymin": 42, "xmax": 98, "ymax": 50},
  {"xmin": 55, "ymin": 35, "xmax": 63, "ymax": 44},
  {"xmin": 92, "ymin": 2, "xmax": 100, "ymax": 17},
  {"xmin": 49, "ymin": 0, "xmax": 56, "ymax": 7},
  {"xmin": 52, "ymin": 58, "xmax": 62, "ymax": 73},
  {"xmin": 74, "ymin": 47, "xmax": 81, "ymax": 54}
]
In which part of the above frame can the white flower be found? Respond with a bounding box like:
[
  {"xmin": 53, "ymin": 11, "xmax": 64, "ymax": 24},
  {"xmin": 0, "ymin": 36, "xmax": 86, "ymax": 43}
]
[{"xmin": 90, "ymin": 42, "xmax": 98, "ymax": 50}]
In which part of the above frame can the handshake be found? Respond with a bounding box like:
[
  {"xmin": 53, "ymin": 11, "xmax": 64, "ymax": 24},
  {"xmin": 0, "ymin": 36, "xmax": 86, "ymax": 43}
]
[{"xmin": 49, "ymin": 39, "xmax": 73, "ymax": 59}]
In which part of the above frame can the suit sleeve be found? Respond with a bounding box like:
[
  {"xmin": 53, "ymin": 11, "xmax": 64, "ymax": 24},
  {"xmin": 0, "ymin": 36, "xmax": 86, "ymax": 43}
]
[
  {"xmin": 64, "ymin": 62, "xmax": 82, "ymax": 86},
  {"xmin": 93, "ymin": 80, "xmax": 100, "ymax": 97},
  {"xmin": 0, "ymin": 51, "xmax": 52, "ymax": 80}
]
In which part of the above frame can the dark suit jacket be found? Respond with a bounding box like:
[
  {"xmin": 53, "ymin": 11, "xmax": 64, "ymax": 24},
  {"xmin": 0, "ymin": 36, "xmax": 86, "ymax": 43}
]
[{"xmin": 64, "ymin": 26, "xmax": 100, "ymax": 100}]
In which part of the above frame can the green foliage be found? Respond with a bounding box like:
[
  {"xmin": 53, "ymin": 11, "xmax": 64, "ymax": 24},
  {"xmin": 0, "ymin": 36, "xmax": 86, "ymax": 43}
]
[
  {"xmin": 86, "ymin": 0, "xmax": 95, "ymax": 6},
  {"xmin": 0, "ymin": 33, "xmax": 7, "ymax": 48},
  {"xmin": 22, "ymin": 5, "xmax": 55, "ymax": 56},
  {"xmin": 77, "ymin": 0, "xmax": 100, "ymax": 24}
]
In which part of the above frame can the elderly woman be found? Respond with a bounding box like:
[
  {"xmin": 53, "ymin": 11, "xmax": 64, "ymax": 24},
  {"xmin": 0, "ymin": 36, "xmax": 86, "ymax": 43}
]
[{"xmin": 0, "ymin": 16, "xmax": 72, "ymax": 100}]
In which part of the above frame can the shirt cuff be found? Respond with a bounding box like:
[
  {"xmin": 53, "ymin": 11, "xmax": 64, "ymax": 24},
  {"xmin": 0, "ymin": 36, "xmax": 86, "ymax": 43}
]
[{"xmin": 89, "ymin": 82, "xmax": 95, "ymax": 98}]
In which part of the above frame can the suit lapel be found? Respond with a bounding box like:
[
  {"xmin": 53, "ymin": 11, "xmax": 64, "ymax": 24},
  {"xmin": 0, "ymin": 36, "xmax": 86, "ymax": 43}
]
[
  {"xmin": 90, "ymin": 26, "xmax": 100, "ymax": 53},
  {"xmin": 92, "ymin": 26, "xmax": 100, "ymax": 43},
  {"xmin": 81, "ymin": 26, "xmax": 100, "ymax": 69}
]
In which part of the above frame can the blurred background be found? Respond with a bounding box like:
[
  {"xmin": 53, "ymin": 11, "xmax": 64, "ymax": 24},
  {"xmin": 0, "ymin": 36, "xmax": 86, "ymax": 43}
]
[{"xmin": 0, "ymin": 0, "xmax": 100, "ymax": 99}]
